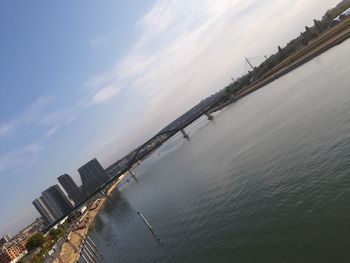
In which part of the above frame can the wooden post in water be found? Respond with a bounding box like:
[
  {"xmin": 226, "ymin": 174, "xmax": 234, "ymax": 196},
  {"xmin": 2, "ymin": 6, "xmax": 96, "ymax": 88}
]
[
  {"xmin": 137, "ymin": 212, "xmax": 162, "ymax": 244},
  {"xmin": 205, "ymin": 112, "xmax": 214, "ymax": 120},
  {"xmin": 180, "ymin": 129, "xmax": 189, "ymax": 139},
  {"xmin": 129, "ymin": 170, "xmax": 140, "ymax": 184}
]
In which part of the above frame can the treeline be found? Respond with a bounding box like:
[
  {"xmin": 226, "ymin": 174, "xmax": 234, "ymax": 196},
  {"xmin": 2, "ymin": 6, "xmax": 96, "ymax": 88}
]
[{"xmin": 223, "ymin": 0, "xmax": 350, "ymax": 97}]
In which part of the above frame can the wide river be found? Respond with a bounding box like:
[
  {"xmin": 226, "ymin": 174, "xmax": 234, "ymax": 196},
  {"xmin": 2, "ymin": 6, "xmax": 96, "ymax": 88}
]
[{"xmin": 89, "ymin": 40, "xmax": 350, "ymax": 263}]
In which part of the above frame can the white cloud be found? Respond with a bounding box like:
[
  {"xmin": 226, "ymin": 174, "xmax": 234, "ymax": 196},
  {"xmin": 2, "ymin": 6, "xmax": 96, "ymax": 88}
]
[
  {"xmin": 0, "ymin": 122, "xmax": 16, "ymax": 138},
  {"xmin": 0, "ymin": 96, "xmax": 53, "ymax": 139},
  {"xmin": 83, "ymin": 0, "xmax": 340, "ymax": 162},
  {"xmin": 1, "ymin": 0, "xmax": 340, "ymax": 167},
  {"xmin": 21, "ymin": 96, "xmax": 53, "ymax": 123},
  {"xmin": 90, "ymin": 34, "xmax": 110, "ymax": 48},
  {"xmin": 43, "ymin": 125, "xmax": 60, "ymax": 139},
  {"xmin": 89, "ymin": 85, "xmax": 120, "ymax": 105},
  {"xmin": 0, "ymin": 144, "xmax": 43, "ymax": 172},
  {"xmin": 0, "ymin": 0, "xmax": 341, "ymax": 234}
]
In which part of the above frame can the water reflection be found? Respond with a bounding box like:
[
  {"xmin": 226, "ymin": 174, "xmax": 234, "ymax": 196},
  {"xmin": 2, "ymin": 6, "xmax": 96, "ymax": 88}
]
[{"xmin": 89, "ymin": 41, "xmax": 350, "ymax": 263}]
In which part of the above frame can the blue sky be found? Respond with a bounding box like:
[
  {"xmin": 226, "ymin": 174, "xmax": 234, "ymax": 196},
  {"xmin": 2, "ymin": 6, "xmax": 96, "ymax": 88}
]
[{"xmin": 0, "ymin": 0, "xmax": 339, "ymax": 235}]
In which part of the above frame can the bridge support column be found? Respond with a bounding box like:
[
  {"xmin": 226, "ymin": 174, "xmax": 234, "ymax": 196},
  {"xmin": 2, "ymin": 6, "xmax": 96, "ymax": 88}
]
[
  {"xmin": 181, "ymin": 129, "xmax": 189, "ymax": 139},
  {"xmin": 205, "ymin": 112, "xmax": 214, "ymax": 120}
]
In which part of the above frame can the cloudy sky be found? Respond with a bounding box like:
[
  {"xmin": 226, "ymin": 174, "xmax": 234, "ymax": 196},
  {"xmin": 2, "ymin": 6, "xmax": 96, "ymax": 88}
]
[{"xmin": 0, "ymin": 0, "xmax": 339, "ymax": 235}]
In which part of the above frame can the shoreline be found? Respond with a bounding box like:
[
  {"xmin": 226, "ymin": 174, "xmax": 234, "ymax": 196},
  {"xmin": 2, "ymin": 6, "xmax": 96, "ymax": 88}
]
[
  {"xmin": 53, "ymin": 173, "xmax": 128, "ymax": 263},
  {"xmin": 48, "ymin": 17, "xmax": 350, "ymax": 263},
  {"xmin": 218, "ymin": 18, "xmax": 350, "ymax": 106}
]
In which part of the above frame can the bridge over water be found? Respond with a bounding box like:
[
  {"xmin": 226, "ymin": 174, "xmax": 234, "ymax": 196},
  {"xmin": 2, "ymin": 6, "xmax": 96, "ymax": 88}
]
[
  {"xmin": 45, "ymin": 91, "xmax": 235, "ymax": 231},
  {"xmin": 128, "ymin": 92, "xmax": 233, "ymax": 165}
]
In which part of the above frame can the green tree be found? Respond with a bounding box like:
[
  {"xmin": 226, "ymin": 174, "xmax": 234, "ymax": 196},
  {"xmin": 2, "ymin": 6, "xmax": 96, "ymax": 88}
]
[
  {"xmin": 314, "ymin": 19, "xmax": 324, "ymax": 33},
  {"xmin": 26, "ymin": 233, "xmax": 45, "ymax": 251},
  {"xmin": 49, "ymin": 227, "xmax": 64, "ymax": 240}
]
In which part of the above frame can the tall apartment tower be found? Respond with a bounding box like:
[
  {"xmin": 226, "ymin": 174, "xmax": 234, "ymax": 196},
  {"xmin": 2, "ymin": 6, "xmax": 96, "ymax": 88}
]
[
  {"xmin": 42, "ymin": 185, "xmax": 74, "ymax": 217},
  {"xmin": 32, "ymin": 197, "xmax": 57, "ymax": 225},
  {"xmin": 78, "ymin": 158, "xmax": 109, "ymax": 196},
  {"xmin": 33, "ymin": 185, "xmax": 73, "ymax": 226},
  {"xmin": 58, "ymin": 174, "xmax": 85, "ymax": 206}
]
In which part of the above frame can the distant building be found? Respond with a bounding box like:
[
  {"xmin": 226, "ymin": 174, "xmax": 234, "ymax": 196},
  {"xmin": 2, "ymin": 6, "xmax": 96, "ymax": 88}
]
[
  {"xmin": 78, "ymin": 158, "xmax": 109, "ymax": 196},
  {"xmin": 32, "ymin": 197, "xmax": 57, "ymax": 225},
  {"xmin": 0, "ymin": 235, "xmax": 11, "ymax": 248},
  {"xmin": 58, "ymin": 174, "xmax": 85, "ymax": 206},
  {"xmin": 18, "ymin": 218, "xmax": 43, "ymax": 239},
  {"xmin": 42, "ymin": 185, "xmax": 74, "ymax": 218},
  {"xmin": 33, "ymin": 185, "xmax": 74, "ymax": 226},
  {"xmin": 0, "ymin": 239, "xmax": 27, "ymax": 263},
  {"xmin": 330, "ymin": 7, "xmax": 350, "ymax": 27}
]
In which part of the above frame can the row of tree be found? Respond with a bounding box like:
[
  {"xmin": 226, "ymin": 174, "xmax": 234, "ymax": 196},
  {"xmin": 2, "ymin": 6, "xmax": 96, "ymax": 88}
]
[{"xmin": 223, "ymin": 0, "xmax": 350, "ymax": 97}]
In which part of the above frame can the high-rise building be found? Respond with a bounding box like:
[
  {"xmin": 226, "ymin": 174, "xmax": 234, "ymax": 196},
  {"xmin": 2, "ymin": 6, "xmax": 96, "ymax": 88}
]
[
  {"xmin": 42, "ymin": 185, "xmax": 74, "ymax": 217},
  {"xmin": 58, "ymin": 174, "xmax": 85, "ymax": 206},
  {"xmin": 78, "ymin": 158, "xmax": 109, "ymax": 196},
  {"xmin": 33, "ymin": 185, "xmax": 74, "ymax": 225},
  {"xmin": 32, "ymin": 197, "xmax": 57, "ymax": 225}
]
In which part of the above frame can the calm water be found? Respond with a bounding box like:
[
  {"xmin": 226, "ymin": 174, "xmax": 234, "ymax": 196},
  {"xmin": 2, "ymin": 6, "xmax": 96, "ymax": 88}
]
[{"xmin": 90, "ymin": 40, "xmax": 350, "ymax": 263}]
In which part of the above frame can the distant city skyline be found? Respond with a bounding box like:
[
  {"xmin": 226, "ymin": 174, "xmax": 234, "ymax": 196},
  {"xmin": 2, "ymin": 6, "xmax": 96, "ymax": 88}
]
[
  {"xmin": 33, "ymin": 158, "xmax": 108, "ymax": 226},
  {"xmin": 0, "ymin": 0, "xmax": 340, "ymax": 236}
]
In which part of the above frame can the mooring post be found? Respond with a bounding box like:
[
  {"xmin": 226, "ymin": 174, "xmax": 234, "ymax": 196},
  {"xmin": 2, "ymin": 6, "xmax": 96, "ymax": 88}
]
[
  {"xmin": 205, "ymin": 112, "xmax": 214, "ymax": 120},
  {"xmin": 128, "ymin": 169, "xmax": 140, "ymax": 184},
  {"xmin": 137, "ymin": 211, "xmax": 162, "ymax": 244},
  {"xmin": 180, "ymin": 129, "xmax": 189, "ymax": 139},
  {"xmin": 129, "ymin": 170, "xmax": 136, "ymax": 177}
]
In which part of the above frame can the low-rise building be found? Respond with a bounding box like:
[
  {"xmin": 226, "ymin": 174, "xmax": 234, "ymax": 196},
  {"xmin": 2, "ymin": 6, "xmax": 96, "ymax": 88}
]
[
  {"xmin": 0, "ymin": 235, "xmax": 11, "ymax": 248},
  {"xmin": 0, "ymin": 239, "xmax": 27, "ymax": 263}
]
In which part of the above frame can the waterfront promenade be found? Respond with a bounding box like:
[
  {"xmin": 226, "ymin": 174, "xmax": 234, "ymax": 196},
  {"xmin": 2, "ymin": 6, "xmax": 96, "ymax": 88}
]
[{"xmin": 52, "ymin": 173, "xmax": 127, "ymax": 263}]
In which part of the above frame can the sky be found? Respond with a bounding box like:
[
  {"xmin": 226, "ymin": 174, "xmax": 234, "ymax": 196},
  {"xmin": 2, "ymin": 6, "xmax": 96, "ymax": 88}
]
[{"xmin": 0, "ymin": 0, "xmax": 340, "ymax": 236}]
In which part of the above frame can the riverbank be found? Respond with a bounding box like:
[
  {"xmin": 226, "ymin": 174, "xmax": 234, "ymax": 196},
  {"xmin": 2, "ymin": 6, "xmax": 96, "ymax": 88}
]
[
  {"xmin": 83, "ymin": 46, "xmax": 350, "ymax": 261},
  {"xmin": 217, "ymin": 17, "xmax": 350, "ymax": 108},
  {"xmin": 48, "ymin": 15, "xmax": 350, "ymax": 263},
  {"xmin": 52, "ymin": 174, "xmax": 127, "ymax": 263}
]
